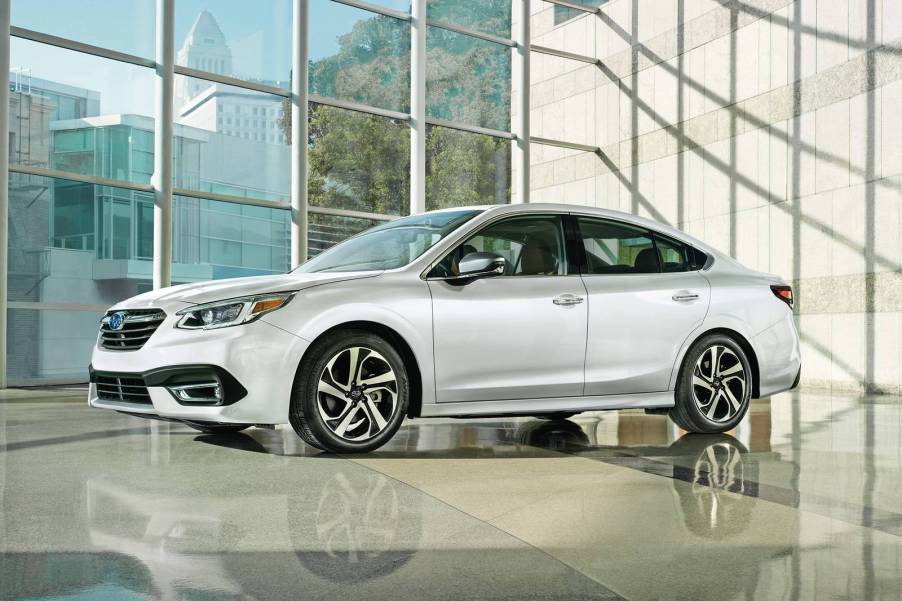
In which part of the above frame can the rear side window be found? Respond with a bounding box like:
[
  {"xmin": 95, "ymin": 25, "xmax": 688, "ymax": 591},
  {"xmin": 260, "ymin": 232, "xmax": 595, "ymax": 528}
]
[
  {"xmin": 577, "ymin": 217, "xmax": 708, "ymax": 275},
  {"xmin": 577, "ymin": 217, "xmax": 659, "ymax": 274},
  {"xmin": 653, "ymin": 234, "xmax": 708, "ymax": 272}
]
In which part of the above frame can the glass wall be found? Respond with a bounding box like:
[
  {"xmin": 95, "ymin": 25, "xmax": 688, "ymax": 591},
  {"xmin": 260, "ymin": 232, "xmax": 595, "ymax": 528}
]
[
  {"xmin": 427, "ymin": 0, "xmax": 512, "ymax": 38},
  {"xmin": 7, "ymin": 172, "xmax": 150, "ymax": 383},
  {"xmin": 308, "ymin": 1, "xmax": 411, "ymax": 112},
  {"xmin": 426, "ymin": 26, "xmax": 511, "ymax": 131},
  {"xmin": 308, "ymin": 103, "xmax": 410, "ymax": 216},
  {"xmin": 173, "ymin": 196, "xmax": 290, "ymax": 278},
  {"xmin": 4, "ymin": 0, "xmax": 516, "ymax": 384},
  {"xmin": 426, "ymin": 125, "xmax": 510, "ymax": 209},
  {"xmin": 174, "ymin": 77, "xmax": 290, "ymax": 204},
  {"xmin": 9, "ymin": 38, "xmax": 154, "ymax": 183}
]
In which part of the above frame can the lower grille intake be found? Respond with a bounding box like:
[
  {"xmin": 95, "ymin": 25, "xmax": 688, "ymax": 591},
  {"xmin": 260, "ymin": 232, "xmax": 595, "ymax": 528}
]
[{"xmin": 93, "ymin": 373, "xmax": 152, "ymax": 405}]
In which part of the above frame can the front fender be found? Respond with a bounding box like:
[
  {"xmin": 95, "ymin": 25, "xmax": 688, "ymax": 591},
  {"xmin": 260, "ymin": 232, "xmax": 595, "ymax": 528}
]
[{"xmin": 261, "ymin": 275, "xmax": 436, "ymax": 409}]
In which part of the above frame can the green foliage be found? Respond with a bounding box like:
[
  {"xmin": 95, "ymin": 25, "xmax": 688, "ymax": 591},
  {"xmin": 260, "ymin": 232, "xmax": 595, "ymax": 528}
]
[
  {"xmin": 425, "ymin": 126, "xmax": 509, "ymax": 210},
  {"xmin": 283, "ymin": 4, "xmax": 512, "ymax": 217},
  {"xmin": 425, "ymin": 27, "xmax": 510, "ymax": 131},
  {"xmin": 308, "ymin": 104, "xmax": 409, "ymax": 216},
  {"xmin": 425, "ymin": 0, "xmax": 512, "ymax": 38},
  {"xmin": 308, "ymin": 15, "xmax": 411, "ymax": 112}
]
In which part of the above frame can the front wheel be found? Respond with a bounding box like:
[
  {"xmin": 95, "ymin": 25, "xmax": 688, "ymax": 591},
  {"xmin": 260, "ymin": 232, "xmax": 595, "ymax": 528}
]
[
  {"xmin": 289, "ymin": 329, "xmax": 409, "ymax": 453},
  {"xmin": 670, "ymin": 334, "xmax": 752, "ymax": 434}
]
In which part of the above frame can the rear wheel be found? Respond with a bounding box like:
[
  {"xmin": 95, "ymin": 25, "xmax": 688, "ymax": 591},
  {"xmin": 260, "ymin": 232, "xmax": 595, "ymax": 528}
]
[
  {"xmin": 290, "ymin": 329, "xmax": 409, "ymax": 453},
  {"xmin": 670, "ymin": 334, "xmax": 752, "ymax": 434},
  {"xmin": 183, "ymin": 421, "xmax": 250, "ymax": 434}
]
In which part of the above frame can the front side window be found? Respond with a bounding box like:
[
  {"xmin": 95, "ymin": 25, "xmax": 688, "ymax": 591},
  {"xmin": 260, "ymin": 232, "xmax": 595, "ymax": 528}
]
[
  {"xmin": 577, "ymin": 217, "xmax": 658, "ymax": 274},
  {"xmin": 297, "ymin": 209, "xmax": 481, "ymax": 273},
  {"xmin": 431, "ymin": 214, "xmax": 568, "ymax": 277}
]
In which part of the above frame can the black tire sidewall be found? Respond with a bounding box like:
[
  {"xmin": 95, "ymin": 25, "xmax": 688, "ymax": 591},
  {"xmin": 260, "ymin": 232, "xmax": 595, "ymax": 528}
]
[
  {"xmin": 676, "ymin": 334, "xmax": 752, "ymax": 433},
  {"xmin": 292, "ymin": 331, "xmax": 409, "ymax": 453}
]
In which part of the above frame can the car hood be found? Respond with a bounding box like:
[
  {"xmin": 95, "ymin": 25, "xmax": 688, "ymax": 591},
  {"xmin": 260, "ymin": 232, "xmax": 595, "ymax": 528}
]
[{"xmin": 112, "ymin": 271, "xmax": 382, "ymax": 309}]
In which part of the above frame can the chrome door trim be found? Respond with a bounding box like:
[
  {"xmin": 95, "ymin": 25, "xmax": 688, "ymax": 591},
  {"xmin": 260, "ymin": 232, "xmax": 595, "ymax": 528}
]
[{"xmin": 419, "ymin": 391, "xmax": 674, "ymax": 417}]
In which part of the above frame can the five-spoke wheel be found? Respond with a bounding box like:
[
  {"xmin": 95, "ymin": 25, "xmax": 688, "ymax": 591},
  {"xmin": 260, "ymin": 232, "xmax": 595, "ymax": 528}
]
[
  {"xmin": 671, "ymin": 334, "xmax": 752, "ymax": 433},
  {"xmin": 317, "ymin": 346, "xmax": 399, "ymax": 442},
  {"xmin": 690, "ymin": 345, "xmax": 747, "ymax": 423},
  {"xmin": 290, "ymin": 329, "xmax": 409, "ymax": 453}
]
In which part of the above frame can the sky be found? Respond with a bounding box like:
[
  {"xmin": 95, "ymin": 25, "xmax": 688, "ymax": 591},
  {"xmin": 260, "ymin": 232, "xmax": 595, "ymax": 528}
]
[{"xmin": 10, "ymin": 0, "xmax": 410, "ymax": 117}]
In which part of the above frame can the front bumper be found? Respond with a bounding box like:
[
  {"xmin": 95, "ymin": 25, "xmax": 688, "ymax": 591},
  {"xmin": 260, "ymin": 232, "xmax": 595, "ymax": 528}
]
[{"xmin": 88, "ymin": 318, "xmax": 309, "ymax": 424}]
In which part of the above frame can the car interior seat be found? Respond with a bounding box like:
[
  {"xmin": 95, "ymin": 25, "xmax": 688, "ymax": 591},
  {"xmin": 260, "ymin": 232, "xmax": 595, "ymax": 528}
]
[{"xmin": 633, "ymin": 247, "xmax": 661, "ymax": 273}]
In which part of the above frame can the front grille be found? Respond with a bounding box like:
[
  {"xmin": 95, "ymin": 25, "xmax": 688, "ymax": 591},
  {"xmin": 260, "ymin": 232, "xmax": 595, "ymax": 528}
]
[
  {"xmin": 94, "ymin": 373, "xmax": 152, "ymax": 404},
  {"xmin": 100, "ymin": 309, "xmax": 166, "ymax": 351}
]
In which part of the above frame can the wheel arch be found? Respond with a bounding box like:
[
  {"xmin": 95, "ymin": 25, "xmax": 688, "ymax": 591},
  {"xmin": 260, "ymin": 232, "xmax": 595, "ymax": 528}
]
[
  {"xmin": 295, "ymin": 320, "xmax": 424, "ymax": 419},
  {"xmin": 676, "ymin": 327, "xmax": 761, "ymax": 399}
]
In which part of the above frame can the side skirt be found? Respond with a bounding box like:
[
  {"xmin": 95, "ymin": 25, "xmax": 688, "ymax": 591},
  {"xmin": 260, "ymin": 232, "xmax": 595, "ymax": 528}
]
[{"xmin": 418, "ymin": 391, "xmax": 674, "ymax": 418}]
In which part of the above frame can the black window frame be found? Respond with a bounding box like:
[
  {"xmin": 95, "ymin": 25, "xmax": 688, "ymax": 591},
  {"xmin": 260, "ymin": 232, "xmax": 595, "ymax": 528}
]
[
  {"xmin": 428, "ymin": 212, "xmax": 577, "ymax": 279},
  {"xmin": 567, "ymin": 215, "xmax": 709, "ymax": 276}
]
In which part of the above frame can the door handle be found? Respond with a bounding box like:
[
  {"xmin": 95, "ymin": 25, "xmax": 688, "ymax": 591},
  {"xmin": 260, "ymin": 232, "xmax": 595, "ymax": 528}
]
[
  {"xmin": 553, "ymin": 294, "xmax": 584, "ymax": 306},
  {"xmin": 672, "ymin": 291, "xmax": 700, "ymax": 302}
]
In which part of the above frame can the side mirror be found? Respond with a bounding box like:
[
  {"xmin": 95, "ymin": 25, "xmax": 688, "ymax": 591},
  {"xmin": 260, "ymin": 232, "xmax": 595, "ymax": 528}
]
[{"xmin": 452, "ymin": 252, "xmax": 505, "ymax": 281}]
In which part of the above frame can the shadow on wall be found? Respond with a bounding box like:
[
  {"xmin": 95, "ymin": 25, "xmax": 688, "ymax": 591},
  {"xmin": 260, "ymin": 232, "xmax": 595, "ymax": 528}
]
[{"xmin": 535, "ymin": 0, "xmax": 899, "ymax": 393}]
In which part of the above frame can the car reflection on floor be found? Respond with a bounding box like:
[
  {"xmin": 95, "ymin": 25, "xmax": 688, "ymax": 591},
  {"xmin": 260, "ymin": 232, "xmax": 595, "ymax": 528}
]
[
  {"xmin": 0, "ymin": 399, "xmax": 811, "ymax": 601},
  {"xmin": 79, "ymin": 463, "xmax": 422, "ymax": 600}
]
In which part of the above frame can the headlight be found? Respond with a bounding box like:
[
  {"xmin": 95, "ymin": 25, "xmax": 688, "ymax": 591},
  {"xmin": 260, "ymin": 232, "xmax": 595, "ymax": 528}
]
[{"xmin": 175, "ymin": 292, "xmax": 295, "ymax": 330}]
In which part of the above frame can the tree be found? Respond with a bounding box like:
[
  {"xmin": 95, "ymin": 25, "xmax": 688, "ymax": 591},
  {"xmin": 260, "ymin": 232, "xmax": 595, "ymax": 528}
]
[{"xmin": 283, "ymin": 5, "xmax": 512, "ymax": 226}]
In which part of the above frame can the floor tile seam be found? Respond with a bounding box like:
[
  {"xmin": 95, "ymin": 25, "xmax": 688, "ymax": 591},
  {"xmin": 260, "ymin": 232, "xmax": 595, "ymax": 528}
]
[{"xmin": 347, "ymin": 456, "xmax": 631, "ymax": 600}]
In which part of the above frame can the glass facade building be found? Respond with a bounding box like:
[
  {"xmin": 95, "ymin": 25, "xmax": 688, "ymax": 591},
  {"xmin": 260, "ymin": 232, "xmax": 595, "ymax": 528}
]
[{"xmin": 2, "ymin": 0, "xmax": 597, "ymax": 386}]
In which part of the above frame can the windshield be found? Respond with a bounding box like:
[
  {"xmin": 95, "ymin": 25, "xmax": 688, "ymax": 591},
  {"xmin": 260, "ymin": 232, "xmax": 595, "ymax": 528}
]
[{"xmin": 296, "ymin": 209, "xmax": 482, "ymax": 273}]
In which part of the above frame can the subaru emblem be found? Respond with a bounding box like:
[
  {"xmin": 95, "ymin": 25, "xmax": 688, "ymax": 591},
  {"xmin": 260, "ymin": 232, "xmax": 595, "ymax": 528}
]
[{"xmin": 109, "ymin": 312, "xmax": 126, "ymax": 331}]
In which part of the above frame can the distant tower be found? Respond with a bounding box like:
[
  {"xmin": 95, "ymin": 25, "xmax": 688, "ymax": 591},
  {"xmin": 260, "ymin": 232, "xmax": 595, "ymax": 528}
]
[{"xmin": 174, "ymin": 10, "xmax": 232, "ymax": 110}]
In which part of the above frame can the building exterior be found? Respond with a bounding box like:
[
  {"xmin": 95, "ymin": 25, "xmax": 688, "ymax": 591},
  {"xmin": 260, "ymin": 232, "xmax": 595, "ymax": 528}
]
[
  {"xmin": 174, "ymin": 10, "xmax": 287, "ymax": 145},
  {"xmin": 7, "ymin": 80, "xmax": 291, "ymax": 384},
  {"xmin": 528, "ymin": 0, "xmax": 902, "ymax": 394},
  {"xmin": 178, "ymin": 85, "xmax": 286, "ymax": 145},
  {"xmin": 174, "ymin": 9, "xmax": 233, "ymax": 110}
]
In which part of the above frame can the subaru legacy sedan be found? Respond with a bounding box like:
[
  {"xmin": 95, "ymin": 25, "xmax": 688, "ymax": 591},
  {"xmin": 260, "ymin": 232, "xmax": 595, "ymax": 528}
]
[{"xmin": 89, "ymin": 204, "xmax": 801, "ymax": 453}]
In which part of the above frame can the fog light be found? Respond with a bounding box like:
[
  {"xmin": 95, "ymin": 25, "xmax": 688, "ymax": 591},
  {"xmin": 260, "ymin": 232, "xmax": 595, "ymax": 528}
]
[{"xmin": 167, "ymin": 382, "xmax": 222, "ymax": 404}]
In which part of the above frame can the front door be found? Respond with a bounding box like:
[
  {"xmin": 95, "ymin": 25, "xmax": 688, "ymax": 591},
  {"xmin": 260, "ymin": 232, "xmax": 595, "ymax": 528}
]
[{"xmin": 428, "ymin": 214, "xmax": 588, "ymax": 402}]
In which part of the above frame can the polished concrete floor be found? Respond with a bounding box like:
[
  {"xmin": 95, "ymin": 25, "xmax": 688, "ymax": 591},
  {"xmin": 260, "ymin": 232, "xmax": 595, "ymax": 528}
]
[{"xmin": 1, "ymin": 388, "xmax": 901, "ymax": 600}]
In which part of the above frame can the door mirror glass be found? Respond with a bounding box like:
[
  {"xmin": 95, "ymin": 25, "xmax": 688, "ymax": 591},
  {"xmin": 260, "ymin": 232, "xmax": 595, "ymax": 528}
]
[{"xmin": 454, "ymin": 252, "xmax": 506, "ymax": 280}]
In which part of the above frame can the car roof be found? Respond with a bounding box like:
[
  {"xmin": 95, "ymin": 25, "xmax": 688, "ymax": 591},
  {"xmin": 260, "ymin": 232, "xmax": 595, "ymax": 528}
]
[
  {"xmin": 473, "ymin": 203, "xmax": 700, "ymax": 242},
  {"xmin": 423, "ymin": 203, "xmax": 740, "ymax": 270}
]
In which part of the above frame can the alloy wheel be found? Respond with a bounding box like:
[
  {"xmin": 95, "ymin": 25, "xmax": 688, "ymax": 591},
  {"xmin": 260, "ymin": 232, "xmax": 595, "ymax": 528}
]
[
  {"xmin": 691, "ymin": 345, "xmax": 747, "ymax": 423},
  {"xmin": 317, "ymin": 346, "xmax": 398, "ymax": 442}
]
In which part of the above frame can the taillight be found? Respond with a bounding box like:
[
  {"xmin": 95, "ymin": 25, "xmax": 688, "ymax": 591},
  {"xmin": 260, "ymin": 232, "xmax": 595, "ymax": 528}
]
[{"xmin": 771, "ymin": 285, "xmax": 793, "ymax": 309}]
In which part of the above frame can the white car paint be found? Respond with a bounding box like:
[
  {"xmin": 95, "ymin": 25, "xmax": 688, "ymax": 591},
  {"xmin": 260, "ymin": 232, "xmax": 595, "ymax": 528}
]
[{"xmin": 88, "ymin": 203, "xmax": 801, "ymax": 435}]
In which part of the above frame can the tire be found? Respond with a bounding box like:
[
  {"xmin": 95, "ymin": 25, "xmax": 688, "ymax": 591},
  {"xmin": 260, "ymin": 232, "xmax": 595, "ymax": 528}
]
[
  {"xmin": 290, "ymin": 329, "xmax": 409, "ymax": 454},
  {"xmin": 184, "ymin": 420, "xmax": 250, "ymax": 434},
  {"xmin": 670, "ymin": 334, "xmax": 752, "ymax": 434},
  {"xmin": 516, "ymin": 419, "xmax": 589, "ymax": 451}
]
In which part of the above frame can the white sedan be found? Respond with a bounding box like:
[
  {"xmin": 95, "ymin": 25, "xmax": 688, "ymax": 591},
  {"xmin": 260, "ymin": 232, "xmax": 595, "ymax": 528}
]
[{"xmin": 89, "ymin": 203, "xmax": 801, "ymax": 453}]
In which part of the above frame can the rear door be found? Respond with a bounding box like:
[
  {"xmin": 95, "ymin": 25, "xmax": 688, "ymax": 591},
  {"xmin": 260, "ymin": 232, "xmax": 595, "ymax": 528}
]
[{"xmin": 575, "ymin": 216, "xmax": 710, "ymax": 395}]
